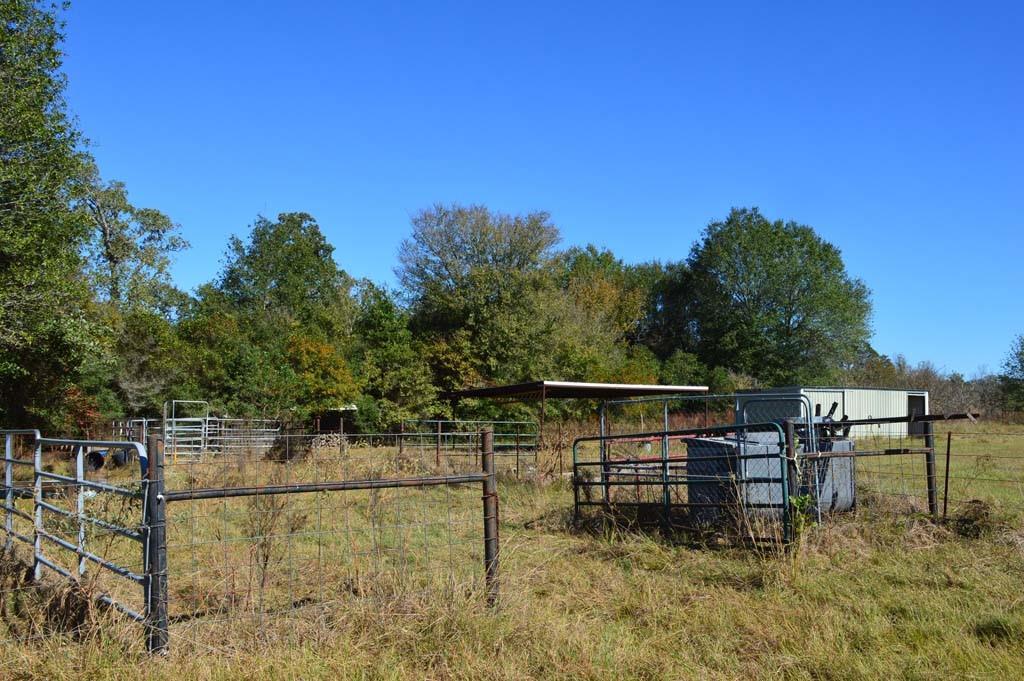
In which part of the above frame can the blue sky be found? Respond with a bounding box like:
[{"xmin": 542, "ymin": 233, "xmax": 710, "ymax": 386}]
[{"xmin": 60, "ymin": 2, "xmax": 1022, "ymax": 376}]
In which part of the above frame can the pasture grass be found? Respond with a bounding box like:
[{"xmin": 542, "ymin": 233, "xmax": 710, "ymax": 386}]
[{"xmin": 1, "ymin": 425, "xmax": 1024, "ymax": 679}]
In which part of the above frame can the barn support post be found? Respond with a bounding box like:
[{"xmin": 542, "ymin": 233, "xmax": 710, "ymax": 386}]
[
  {"xmin": 480, "ymin": 429, "xmax": 499, "ymax": 607},
  {"xmin": 599, "ymin": 402, "xmax": 609, "ymax": 506},
  {"xmin": 514, "ymin": 426, "xmax": 521, "ymax": 480},
  {"xmin": 144, "ymin": 437, "xmax": 169, "ymax": 654},
  {"xmin": 539, "ymin": 385, "xmax": 547, "ymax": 454},
  {"xmin": 924, "ymin": 421, "xmax": 938, "ymax": 518}
]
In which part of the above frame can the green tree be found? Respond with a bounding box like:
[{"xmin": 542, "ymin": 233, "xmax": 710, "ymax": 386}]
[
  {"xmin": 683, "ymin": 208, "xmax": 871, "ymax": 385},
  {"xmin": 179, "ymin": 213, "xmax": 358, "ymax": 421},
  {"xmin": 69, "ymin": 163, "xmax": 191, "ymax": 417},
  {"xmin": 1000, "ymin": 335, "xmax": 1024, "ymax": 411},
  {"xmin": 397, "ymin": 204, "xmax": 560, "ymax": 391},
  {"xmin": 76, "ymin": 162, "xmax": 187, "ymax": 307},
  {"xmin": 352, "ymin": 283, "xmax": 437, "ymax": 430},
  {"xmin": 0, "ymin": 0, "xmax": 94, "ymax": 428}
]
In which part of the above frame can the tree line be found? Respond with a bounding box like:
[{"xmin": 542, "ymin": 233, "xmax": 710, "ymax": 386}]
[{"xmin": 2, "ymin": 2, "xmax": 1021, "ymax": 433}]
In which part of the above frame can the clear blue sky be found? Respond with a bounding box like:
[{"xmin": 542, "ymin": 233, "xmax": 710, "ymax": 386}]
[{"xmin": 60, "ymin": 2, "xmax": 1022, "ymax": 376}]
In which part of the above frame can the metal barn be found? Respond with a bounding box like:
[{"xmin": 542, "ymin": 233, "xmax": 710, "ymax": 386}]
[{"xmin": 735, "ymin": 386, "xmax": 929, "ymax": 438}]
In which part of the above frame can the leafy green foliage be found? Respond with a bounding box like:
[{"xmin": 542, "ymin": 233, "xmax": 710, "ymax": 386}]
[
  {"xmin": 178, "ymin": 213, "xmax": 359, "ymax": 421},
  {"xmin": 0, "ymin": 0, "xmax": 94, "ymax": 428},
  {"xmin": 351, "ymin": 283, "xmax": 437, "ymax": 429},
  {"xmin": 683, "ymin": 207, "xmax": 871, "ymax": 385},
  {"xmin": 76, "ymin": 161, "xmax": 187, "ymax": 307},
  {"xmin": 1000, "ymin": 335, "xmax": 1024, "ymax": 411}
]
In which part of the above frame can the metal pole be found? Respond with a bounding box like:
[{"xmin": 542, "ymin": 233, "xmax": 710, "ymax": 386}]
[
  {"xmin": 436, "ymin": 420, "xmax": 441, "ymax": 468},
  {"xmin": 661, "ymin": 420, "xmax": 670, "ymax": 533},
  {"xmin": 32, "ymin": 436, "xmax": 42, "ymax": 581},
  {"xmin": 539, "ymin": 386, "xmax": 546, "ymax": 453},
  {"xmin": 4, "ymin": 434, "xmax": 12, "ymax": 550},
  {"xmin": 514, "ymin": 427, "xmax": 520, "ymax": 480},
  {"xmin": 924, "ymin": 421, "xmax": 938, "ymax": 518},
  {"xmin": 481, "ymin": 429, "xmax": 499, "ymax": 607},
  {"xmin": 599, "ymin": 403, "xmax": 609, "ymax": 506},
  {"xmin": 398, "ymin": 421, "xmax": 405, "ymax": 458},
  {"xmin": 76, "ymin": 445, "xmax": 86, "ymax": 576},
  {"xmin": 783, "ymin": 420, "xmax": 796, "ymax": 544},
  {"xmin": 145, "ymin": 437, "xmax": 169, "ymax": 654},
  {"xmin": 942, "ymin": 431, "xmax": 952, "ymax": 520},
  {"xmin": 557, "ymin": 420, "xmax": 563, "ymax": 477}
]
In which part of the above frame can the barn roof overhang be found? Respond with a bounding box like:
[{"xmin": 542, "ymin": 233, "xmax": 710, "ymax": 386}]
[{"xmin": 442, "ymin": 380, "xmax": 709, "ymax": 402}]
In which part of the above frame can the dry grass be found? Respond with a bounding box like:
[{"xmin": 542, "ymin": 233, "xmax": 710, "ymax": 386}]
[{"xmin": 2, "ymin": 428, "xmax": 1024, "ymax": 679}]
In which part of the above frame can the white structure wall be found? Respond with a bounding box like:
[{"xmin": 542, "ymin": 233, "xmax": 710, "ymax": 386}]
[{"xmin": 736, "ymin": 387, "xmax": 929, "ymax": 438}]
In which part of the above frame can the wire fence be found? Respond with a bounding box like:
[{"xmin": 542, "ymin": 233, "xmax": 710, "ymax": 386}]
[
  {"xmin": 1, "ymin": 428, "xmax": 501, "ymax": 654},
  {"xmin": 573, "ymin": 409, "xmax": 1024, "ymax": 544},
  {"xmin": 573, "ymin": 422, "xmax": 793, "ymax": 544},
  {"xmin": 840, "ymin": 427, "xmax": 1024, "ymax": 530}
]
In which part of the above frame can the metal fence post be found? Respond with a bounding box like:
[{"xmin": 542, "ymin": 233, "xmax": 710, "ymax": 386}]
[
  {"xmin": 942, "ymin": 431, "xmax": 952, "ymax": 520},
  {"xmin": 3, "ymin": 434, "xmax": 12, "ymax": 551},
  {"xmin": 480, "ymin": 429, "xmax": 499, "ymax": 607},
  {"xmin": 75, "ymin": 445, "xmax": 86, "ymax": 576},
  {"xmin": 436, "ymin": 421, "xmax": 442, "ymax": 468},
  {"xmin": 924, "ymin": 421, "xmax": 938, "ymax": 518},
  {"xmin": 783, "ymin": 420, "xmax": 797, "ymax": 544},
  {"xmin": 32, "ymin": 436, "xmax": 42, "ymax": 581},
  {"xmin": 661, "ymin": 413, "xmax": 671, "ymax": 532},
  {"xmin": 514, "ymin": 426, "xmax": 520, "ymax": 479},
  {"xmin": 145, "ymin": 437, "xmax": 169, "ymax": 654}
]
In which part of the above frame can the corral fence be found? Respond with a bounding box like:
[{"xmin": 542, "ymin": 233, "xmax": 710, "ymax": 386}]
[
  {"xmin": 111, "ymin": 416, "xmax": 538, "ymax": 478},
  {"xmin": 2, "ymin": 428, "xmax": 501, "ymax": 654},
  {"xmin": 575, "ymin": 402, "xmax": 1017, "ymax": 543},
  {"xmin": 401, "ymin": 419, "xmax": 539, "ymax": 478},
  {"xmin": 112, "ymin": 416, "xmax": 282, "ymax": 460},
  {"xmin": 573, "ymin": 422, "xmax": 793, "ymax": 544},
  {"xmin": 1, "ymin": 430, "xmax": 150, "ymax": 638}
]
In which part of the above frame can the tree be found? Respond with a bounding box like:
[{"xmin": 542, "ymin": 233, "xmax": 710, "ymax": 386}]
[
  {"xmin": 178, "ymin": 213, "xmax": 358, "ymax": 421},
  {"xmin": 219, "ymin": 212, "xmax": 354, "ymax": 338},
  {"xmin": 1001, "ymin": 335, "xmax": 1024, "ymax": 411},
  {"xmin": 76, "ymin": 162, "xmax": 187, "ymax": 307},
  {"xmin": 351, "ymin": 283, "xmax": 437, "ymax": 430},
  {"xmin": 0, "ymin": 0, "xmax": 94, "ymax": 428},
  {"xmin": 397, "ymin": 204, "xmax": 561, "ymax": 391},
  {"xmin": 683, "ymin": 208, "xmax": 871, "ymax": 385}
]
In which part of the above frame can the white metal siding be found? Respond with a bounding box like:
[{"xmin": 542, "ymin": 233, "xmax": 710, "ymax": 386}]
[
  {"xmin": 802, "ymin": 390, "xmax": 846, "ymax": 420},
  {"xmin": 737, "ymin": 387, "xmax": 929, "ymax": 441},
  {"xmin": 842, "ymin": 389, "xmax": 909, "ymax": 438}
]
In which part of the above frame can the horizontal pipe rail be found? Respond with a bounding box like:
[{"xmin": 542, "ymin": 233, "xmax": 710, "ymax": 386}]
[
  {"xmin": 35, "ymin": 470, "xmax": 143, "ymax": 499},
  {"xmin": 34, "ymin": 554, "xmax": 145, "ymax": 622},
  {"xmin": 164, "ymin": 473, "xmax": 488, "ymax": 502},
  {"xmin": 36, "ymin": 529, "xmax": 145, "ymax": 583},
  {"xmin": 36, "ymin": 498, "xmax": 144, "ymax": 542}
]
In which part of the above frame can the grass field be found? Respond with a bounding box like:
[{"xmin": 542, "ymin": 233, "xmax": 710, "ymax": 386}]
[{"xmin": 2, "ymin": 424, "xmax": 1024, "ymax": 679}]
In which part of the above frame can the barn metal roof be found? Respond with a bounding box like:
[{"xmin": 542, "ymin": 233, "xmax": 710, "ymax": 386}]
[{"xmin": 443, "ymin": 380, "xmax": 709, "ymax": 401}]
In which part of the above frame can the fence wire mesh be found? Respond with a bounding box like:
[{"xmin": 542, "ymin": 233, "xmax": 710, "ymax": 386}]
[{"xmin": 158, "ymin": 432, "xmax": 496, "ymax": 652}]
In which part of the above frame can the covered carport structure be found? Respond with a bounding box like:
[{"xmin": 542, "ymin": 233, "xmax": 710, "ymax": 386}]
[{"xmin": 443, "ymin": 380, "xmax": 709, "ymax": 449}]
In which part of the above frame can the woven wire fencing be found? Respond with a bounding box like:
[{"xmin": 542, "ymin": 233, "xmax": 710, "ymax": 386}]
[
  {"xmin": 401, "ymin": 420, "xmax": 539, "ymax": 478},
  {"xmin": 2, "ymin": 429, "xmax": 500, "ymax": 654},
  {"xmin": 837, "ymin": 427, "xmax": 1024, "ymax": 530},
  {"xmin": 158, "ymin": 431, "xmax": 499, "ymax": 653}
]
